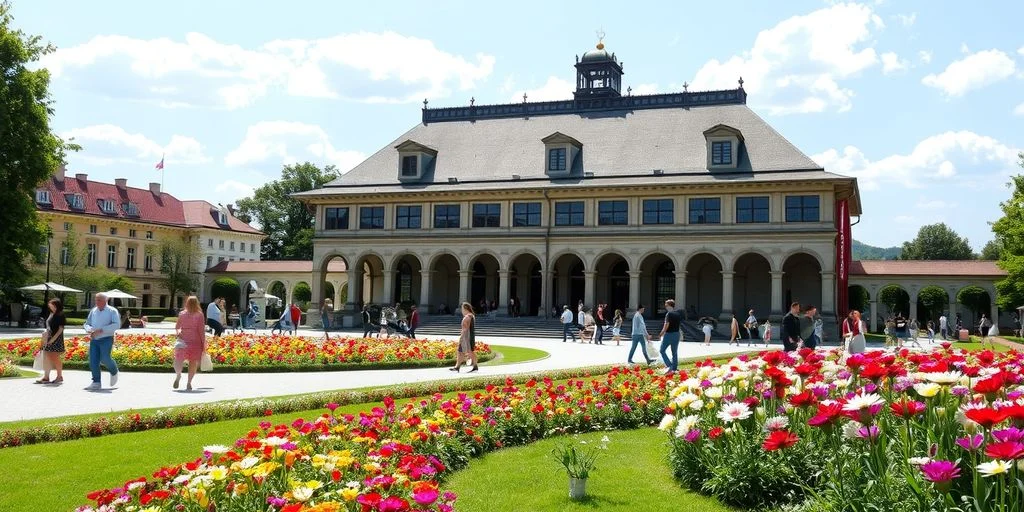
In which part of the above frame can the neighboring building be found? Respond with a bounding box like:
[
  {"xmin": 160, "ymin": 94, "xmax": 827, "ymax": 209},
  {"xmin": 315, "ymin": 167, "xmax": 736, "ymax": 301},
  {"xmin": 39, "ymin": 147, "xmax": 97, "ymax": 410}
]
[
  {"xmin": 33, "ymin": 170, "xmax": 263, "ymax": 309},
  {"xmin": 203, "ymin": 259, "xmax": 348, "ymax": 309},
  {"xmin": 295, "ymin": 40, "xmax": 863, "ymax": 336}
]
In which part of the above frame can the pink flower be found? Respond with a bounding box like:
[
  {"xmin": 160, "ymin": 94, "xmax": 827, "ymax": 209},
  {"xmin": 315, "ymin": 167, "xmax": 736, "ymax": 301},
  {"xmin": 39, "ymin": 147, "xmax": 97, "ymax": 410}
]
[
  {"xmin": 956, "ymin": 434, "xmax": 984, "ymax": 452},
  {"xmin": 684, "ymin": 428, "xmax": 702, "ymax": 443},
  {"xmin": 378, "ymin": 496, "xmax": 410, "ymax": 512},
  {"xmin": 326, "ymin": 402, "xmax": 339, "ymax": 412},
  {"xmin": 621, "ymin": 404, "xmax": 632, "ymax": 413},
  {"xmin": 920, "ymin": 460, "xmax": 961, "ymax": 492},
  {"xmin": 412, "ymin": 488, "xmax": 439, "ymax": 506}
]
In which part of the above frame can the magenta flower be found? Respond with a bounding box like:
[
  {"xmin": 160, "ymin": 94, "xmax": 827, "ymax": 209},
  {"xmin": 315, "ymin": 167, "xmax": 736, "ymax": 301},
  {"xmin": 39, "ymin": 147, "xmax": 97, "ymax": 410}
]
[
  {"xmin": 684, "ymin": 428, "xmax": 702, "ymax": 443},
  {"xmin": 413, "ymin": 488, "xmax": 439, "ymax": 506},
  {"xmin": 266, "ymin": 496, "xmax": 286, "ymax": 507},
  {"xmin": 325, "ymin": 402, "xmax": 339, "ymax": 412},
  {"xmin": 378, "ymin": 496, "xmax": 410, "ymax": 512},
  {"xmin": 956, "ymin": 434, "xmax": 984, "ymax": 452},
  {"xmin": 920, "ymin": 460, "xmax": 961, "ymax": 492},
  {"xmin": 622, "ymin": 404, "xmax": 632, "ymax": 413},
  {"xmin": 856, "ymin": 425, "xmax": 880, "ymax": 440},
  {"xmin": 993, "ymin": 427, "xmax": 1024, "ymax": 443}
]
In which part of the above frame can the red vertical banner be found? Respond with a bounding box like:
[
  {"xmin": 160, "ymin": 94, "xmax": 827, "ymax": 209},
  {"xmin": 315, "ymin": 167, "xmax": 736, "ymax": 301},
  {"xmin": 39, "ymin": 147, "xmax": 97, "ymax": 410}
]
[{"xmin": 836, "ymin": 199, "xmax": 851, "ymax": 316}]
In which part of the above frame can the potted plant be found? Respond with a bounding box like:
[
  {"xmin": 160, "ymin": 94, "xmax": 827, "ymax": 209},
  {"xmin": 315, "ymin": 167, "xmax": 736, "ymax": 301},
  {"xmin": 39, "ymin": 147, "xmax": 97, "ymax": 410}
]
[{"xmin": 551, "ymin": 436, "xmax": 609, "ymax": 500}]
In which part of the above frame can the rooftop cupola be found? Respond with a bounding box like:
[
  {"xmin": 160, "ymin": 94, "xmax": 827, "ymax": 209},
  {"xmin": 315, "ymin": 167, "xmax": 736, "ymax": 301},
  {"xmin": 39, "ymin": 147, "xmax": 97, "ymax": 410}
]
[{"xmin": 574, "ymin": 32, "xmax": 623, "ymax": 99}]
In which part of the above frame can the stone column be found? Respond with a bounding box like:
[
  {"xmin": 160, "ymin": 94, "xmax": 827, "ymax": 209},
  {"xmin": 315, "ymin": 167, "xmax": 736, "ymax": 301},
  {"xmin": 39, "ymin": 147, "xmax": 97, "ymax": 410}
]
[
  {"xmin": 418, "ymin": 270, "xmax": 433, "ymax": 312},
  {"xmin": 309, "ymin": 270, "xmax": 325, "ymax": 328},
  {"xmin": 627, "ymin": 270, "xmax": 641, "ymax": 315},
  {"xmin": 869, "ymin": 299, "xmax": 879, "ymax": 332},
  {"xmin": 539, "ymin": 270, "xmax": 551, "ymax": 317},
  {"xmin": 346, "ymin": 270, "xmax": 360, "ymax": 311},
  {"xmin": 820, "ymin": 272, "xmax": 836, "ymax": 314},
  {"xmin": 718, "ymin": 271, "xmax": 735, "ymax": 332},
  {"xmin": 675, "ymin": 270, "xmax": 687, "ymax": 317},
  {"xmin": 584, "ymin": 270, "xmax": 596, "ymax": 307},
  {"xmin": 381, "ymin": 271, "xmax": 394, "ymax": 305},
  {"xmin": 498, "ymin": 270, "xmax": 510, "ymax": 316},
  {"xmin": 770, "ymin": 271, "xmax": 785, "ymax": 319},
  {"xmin": 458, "ymin": 270, "xmax": 471, "ymax": 305}
]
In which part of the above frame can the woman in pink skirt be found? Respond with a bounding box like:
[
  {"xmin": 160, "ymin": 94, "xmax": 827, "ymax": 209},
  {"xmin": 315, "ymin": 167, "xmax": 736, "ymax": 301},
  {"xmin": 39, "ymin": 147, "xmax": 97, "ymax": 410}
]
[{"xmin": 173, "ymin": 296, "xmax": 207, "ymax": 391}]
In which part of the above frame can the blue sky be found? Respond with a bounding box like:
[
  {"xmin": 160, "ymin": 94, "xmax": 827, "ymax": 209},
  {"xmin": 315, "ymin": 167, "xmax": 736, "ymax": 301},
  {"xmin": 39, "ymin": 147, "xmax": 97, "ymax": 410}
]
[{"xmin": 13, "ymin": 0, "xmax": 1023, "ymax": 250}]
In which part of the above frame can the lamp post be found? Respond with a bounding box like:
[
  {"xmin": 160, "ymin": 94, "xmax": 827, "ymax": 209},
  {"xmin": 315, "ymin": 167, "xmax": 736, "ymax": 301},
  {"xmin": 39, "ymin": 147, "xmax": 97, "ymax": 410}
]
[{"xmin": 43, "ymin": 227, "xmax": 53, "ymax": 302}]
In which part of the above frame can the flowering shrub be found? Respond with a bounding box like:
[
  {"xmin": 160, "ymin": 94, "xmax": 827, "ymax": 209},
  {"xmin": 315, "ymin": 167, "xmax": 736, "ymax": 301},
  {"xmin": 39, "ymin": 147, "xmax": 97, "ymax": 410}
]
[
  {"xmin": 0, "ymin": 334, "xmax": 492, "ymax": 372},
  {"xmin": 78, "ymin": 366, "xmax": 670, "ymax": 511},
  {"xmin": 0, "ymin": 359, "xmax": 19, "ymax": 378},
  {"xmin": 662, "ymin": 345, "xmax": 1024, "ymax": 511}
]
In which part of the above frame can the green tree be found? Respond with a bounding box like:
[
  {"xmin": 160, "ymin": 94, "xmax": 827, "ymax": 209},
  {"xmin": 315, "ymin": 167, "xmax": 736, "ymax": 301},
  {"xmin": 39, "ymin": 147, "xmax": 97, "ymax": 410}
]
[
  {"xmin": 957, "ymin": 286, "xmax": 991, "ymax": 317},
  {"xmin": 979, "ymin": 239, "xmax": 1003, "ymax": 261},
  {"xmin": 900, "ymin": 223, "xmax": 974, "ymax": 260},
  {"xmin": 848, "ymin": 285, "xmax": 869, "ymax": 313},
  {"xmin": 210, "ymin": 278, "xmax": 241, "ymax": 309},
  {"xmin": 916, "ymin": 286, "xmax": 948, "ymax": 321},
  {"xmin": 0, "ymin": 2, "xmax": 78, "ymax": 300},
  {"xmin": 294, "ymin": 282, "xmax": 312, "ymax": 304},
  {"xmin": 993, "ymin": 154, "xmax": 1024, "ymax": 310},
  {"xmin": 159, "ymin": 237, "xmax": 202, "ymax": 313},
  {"xmin": 235, "ymin": 162, "xmax": 339, "ymax": 260},
  {"xmin": 878, "ymin": 285, "xmax": 910, "ymax": 317},
  {"xmin": 52, "ymin": 229, "xmax": 87, "ymax": 290}
]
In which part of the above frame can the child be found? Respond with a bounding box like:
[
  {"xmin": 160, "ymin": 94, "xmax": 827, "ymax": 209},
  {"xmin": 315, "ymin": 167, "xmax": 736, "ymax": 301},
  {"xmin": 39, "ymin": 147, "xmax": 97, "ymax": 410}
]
[
  {"xmin": 762, "ymin": 319, "xmax": 772, "ymax": 347},
  {"xmin": 926, "ymin": 320, "xmax": 935, "ymax": 343},
  {"xmin": 611, "ymin": 309, "xmax": 624, "ymax": 346}
]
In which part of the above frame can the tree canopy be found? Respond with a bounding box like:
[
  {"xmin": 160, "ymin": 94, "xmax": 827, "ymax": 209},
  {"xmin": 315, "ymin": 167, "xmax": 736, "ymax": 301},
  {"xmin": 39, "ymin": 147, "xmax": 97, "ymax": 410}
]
[
  {"xmin": 992, "ymin": 153, "xmax": 1024, "ymax": 310},
  {"xmin": 235, "ymin": 162, "xmax": 339, "ymax": 260},
  {"xmin": 878, "ymin": 285, "xmax": 910, "ymax": 317},
  {"xmin": 159, "ymin": 237, "xmax": 202, "ymax": 312},
  {"xmin": 899, "ymin": 223, "xmax": 974, "ymax": 261},
  {"xmin": 956, "ymin": 286, "xmax": 991, "ymax": 316},
  {"xmin": 979, "ymin": 239, "xmax": 1003, "ymax": 261},
  {"xmin": 0, "ymin": 2, "xmax": 77, "ymax": 300}
]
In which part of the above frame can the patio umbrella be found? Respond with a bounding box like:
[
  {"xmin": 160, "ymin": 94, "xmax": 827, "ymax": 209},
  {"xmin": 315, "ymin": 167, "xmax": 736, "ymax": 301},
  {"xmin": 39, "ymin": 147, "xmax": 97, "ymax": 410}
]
[
  {"xmin": 101, "ymin": 289, "xmax": 137, "ymax": 300},
  {"xmin": 18, "ymin": 282, "xmax": 83, "ymax": 293}
]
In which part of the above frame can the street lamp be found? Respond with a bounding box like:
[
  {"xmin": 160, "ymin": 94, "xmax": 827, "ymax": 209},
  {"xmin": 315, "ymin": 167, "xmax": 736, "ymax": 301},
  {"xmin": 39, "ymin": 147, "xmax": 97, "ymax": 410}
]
[{"xmin": 43, "ymin": 226, "xmax": 53, "ymax": 302}]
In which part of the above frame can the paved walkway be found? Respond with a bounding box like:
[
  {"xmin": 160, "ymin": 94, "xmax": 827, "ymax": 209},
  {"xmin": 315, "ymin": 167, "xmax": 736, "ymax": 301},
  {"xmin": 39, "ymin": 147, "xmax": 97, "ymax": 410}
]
[{"xmin": 0, "ymin": 329, "xmax": 754, "ymax": 422}]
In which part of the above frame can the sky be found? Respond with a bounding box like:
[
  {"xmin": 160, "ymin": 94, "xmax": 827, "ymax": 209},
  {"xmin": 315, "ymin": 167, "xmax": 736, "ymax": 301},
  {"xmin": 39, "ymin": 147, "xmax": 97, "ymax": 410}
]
[{"xmin": 12, "ymin": 0, "xmax": 1023, "ymax": 250}]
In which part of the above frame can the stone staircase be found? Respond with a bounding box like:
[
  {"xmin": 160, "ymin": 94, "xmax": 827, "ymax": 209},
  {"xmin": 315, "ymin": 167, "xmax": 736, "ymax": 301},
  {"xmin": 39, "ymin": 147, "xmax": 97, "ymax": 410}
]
[{"xmin": 411, "ymin": 314, "xmax": 730, "ymax": 341}]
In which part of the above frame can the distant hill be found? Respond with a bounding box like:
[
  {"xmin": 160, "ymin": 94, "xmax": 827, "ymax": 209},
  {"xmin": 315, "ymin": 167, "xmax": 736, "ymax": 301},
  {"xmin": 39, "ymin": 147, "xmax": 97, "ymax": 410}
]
[{"xmin": 852, "ymin": 240, "xmax": 902, "ymax": 260}]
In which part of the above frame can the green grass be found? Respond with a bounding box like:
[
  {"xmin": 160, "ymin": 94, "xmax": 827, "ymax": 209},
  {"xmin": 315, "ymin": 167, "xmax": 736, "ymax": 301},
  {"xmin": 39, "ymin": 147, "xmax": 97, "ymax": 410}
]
[
  {"xmin": 484, "ymin": 344, "xmax": 549, "ymax": 366},
  {"xmin": 446, "ymin": 428, "xmax": 735, "ymax": 512}
]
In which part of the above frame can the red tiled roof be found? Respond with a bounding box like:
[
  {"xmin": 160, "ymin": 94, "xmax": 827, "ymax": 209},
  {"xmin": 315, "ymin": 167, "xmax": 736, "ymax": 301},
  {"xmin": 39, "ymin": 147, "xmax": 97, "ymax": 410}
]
[
  {"xmin": 850, "ymin": 260, "xmax": 1005, "ymax": 277},
  {"xmin": 206, "ymin": 260, "xmax": 347, "ymax": 273},
  {"xmin": 38, "ymin": 174, "xmax": 185, "ymax": 226},
  {"xmin": 36, "ymin": 174, "xmax": 262, "ymax": 235},
  {"xmin": 182, "ymin": 200, "xmax": 263, "ymax": 235}
]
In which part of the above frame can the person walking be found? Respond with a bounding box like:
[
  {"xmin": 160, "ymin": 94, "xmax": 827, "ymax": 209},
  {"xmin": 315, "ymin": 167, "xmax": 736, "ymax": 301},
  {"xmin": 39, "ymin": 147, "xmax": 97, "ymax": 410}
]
[
  {"xmin": 803, "ymin": 305, "xmax": 822, "ymax": 349},
  {"xmin": 408, "ymin": 305, "xmax": 420, "ymax": 339},
  {"xmin": 35, "ymin": 298, "xmax": 66, "ymax": 385},
  {"xmin": 245, "ymin": 300, "xmax": 259, "ymax": 330},
  {"xmin": 320, "ymin": 299, "xmax": 332, "ymax": 337},
  {"xmin": 938, "ymin": 313, "xmax": 948, "ymax": 341},
  {"xmin": 842, "ymin": 310, "xmax": 867, "ymax": 354},
  {"xmin": 926, "ymin": 319, "xmax": 935, "ymax": 343},
  {"xmin": 289, "ymin": 302, "xmax": 302, "ymax": 332},
  {"xmin": 954, "ymin": 313, "xmax": 963, "ymax": 341},
  {"xmin": 698, "ymin": 316, "xmax": 715, "ymax": 347},
  {"xmin": 173, "ymin": 296, "xmax": 207, "ymax": 391},
  {"xmin": 744, "ymin": 309, "xmax": 758, "ymax": 346},
  {"xmin": 450, "ymin": 302, "xmax": 478, "ymax": 373},
  {"xmin": 271, "ymin": 308, "xmax": 293, "ymax": 335},
  {"xmin": 206, "ymin": 298, "xmax": 225, "ymax": 336},
  {"xmin": 978, "ymin": 314, "xmax": 994, "ymax": 348},
  {"xmin": 594, "ymin": 304, "xmax": 606, "ymax": 345},
  {"xmin": 728, "ymin": 314, "xmax": 740, "ymax": 345},
  {"xmin": 782, "ymin": 302, "xmax": 802, "ymax": 352},
  {"xmin": 658, "ymin": 300, "xmax": 682, "ymax": 373},
  {"xmin": 577, "ymin": 302, "xmax": 586, "ymax": 333},
  {"xmin": 581, "ymin": 307, "xmax": 596, "ymax": 343},
  {"xmin": 83, "ymin": 292, "xmax": 121, "ymax": 390},
  {"xmin": 560, "ymin": 305, "xmax": 578, "ymax": 343},
  {"xmin": 628, "ymin": 305, "xmax": 654, "ymax": 364},
  {"xmin": 611, "ymin": 309, "xmax": 624, "ymax": 346}
]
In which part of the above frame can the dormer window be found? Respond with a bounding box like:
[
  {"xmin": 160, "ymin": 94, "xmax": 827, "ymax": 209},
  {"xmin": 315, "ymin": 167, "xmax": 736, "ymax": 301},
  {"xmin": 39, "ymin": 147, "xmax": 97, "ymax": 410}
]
[
  {"xmin": 541, "ymin": 132, "xmax": 582, "ymax": 176},
  {"xmin": 703, "ymin": 124, "xmax": 743, "ymax": 170},
  {"xmin": 66, "ymin": 194, "xmax": 84, "ymax": 210},
  {"xmin": 218, "ymin": 211, "xmax": 229, "ymax": 225},
  {"xmin": 100, "ymin": 199, "xmax": 116, "ymax": 213},
  {"xmin": 36, "ymin": 190, "xmax": 52, "ymax": 204},
  {"xmin": 395, "ymin": 140, "xmax": 436, "ymax": 181},
  {"xmin": 123, "ymin": 202, "xmax": 140, "ymax": 217}
]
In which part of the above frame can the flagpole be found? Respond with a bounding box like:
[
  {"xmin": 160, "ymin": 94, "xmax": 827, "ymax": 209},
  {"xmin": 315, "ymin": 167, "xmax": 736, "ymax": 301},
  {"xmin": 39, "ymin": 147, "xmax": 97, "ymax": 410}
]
[{"xmin": 160, "ymin": 153, "xmax": 165, "ymax": 193}]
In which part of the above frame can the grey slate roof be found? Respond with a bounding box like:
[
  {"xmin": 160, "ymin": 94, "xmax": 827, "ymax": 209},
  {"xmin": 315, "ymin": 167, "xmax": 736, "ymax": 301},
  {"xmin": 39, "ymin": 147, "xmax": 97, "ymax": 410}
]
[{"xmin": 310, "ymin": 103, "xmax": 842, "ymax": 194}]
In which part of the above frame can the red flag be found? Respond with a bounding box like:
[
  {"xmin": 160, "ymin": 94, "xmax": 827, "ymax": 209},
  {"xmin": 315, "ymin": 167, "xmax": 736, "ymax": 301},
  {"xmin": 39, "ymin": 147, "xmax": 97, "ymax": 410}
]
[
  {"xmin": 836, "ymin": 199, "xmax": 851, "ymax": 316},
  {"xmin": 155, "ymin": 155, "xmax": 164, "ymax": 170}
]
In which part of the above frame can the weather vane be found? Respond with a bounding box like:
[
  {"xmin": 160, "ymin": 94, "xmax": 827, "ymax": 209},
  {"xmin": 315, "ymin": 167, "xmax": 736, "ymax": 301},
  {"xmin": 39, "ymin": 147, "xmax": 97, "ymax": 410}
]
[{"xmin": 596, "ymin": 28, "xmax": 606, "ymax": 49}]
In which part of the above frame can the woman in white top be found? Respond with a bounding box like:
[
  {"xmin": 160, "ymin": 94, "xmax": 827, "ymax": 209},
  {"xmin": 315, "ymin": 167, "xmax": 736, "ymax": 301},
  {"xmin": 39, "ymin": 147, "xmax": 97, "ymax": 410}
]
[
  {"xmin": 745, "ymin": 309, "xmax": 758, "ymax": 347},
  {"xmin": 611, "ymin": 309, "xmax": 624, "ymax": 346}
]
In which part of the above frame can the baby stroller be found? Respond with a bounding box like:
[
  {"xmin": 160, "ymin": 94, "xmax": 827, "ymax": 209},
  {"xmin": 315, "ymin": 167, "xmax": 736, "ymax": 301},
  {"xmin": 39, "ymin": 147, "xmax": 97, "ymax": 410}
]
[
  {"xmin": 270, "ymin": 310, "xmax": 294, "ymax": 335},
  {"xmin": 379, "ymin": 306, "xmax": 412, "ymax": 338}
]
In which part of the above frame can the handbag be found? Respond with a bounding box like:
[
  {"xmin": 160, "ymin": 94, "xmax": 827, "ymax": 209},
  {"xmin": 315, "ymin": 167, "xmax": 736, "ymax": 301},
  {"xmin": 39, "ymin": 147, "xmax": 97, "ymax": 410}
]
[
  {"xmin": 173, "ymin": 337, "xmax": 187, "ymax": 350},
  {"xmin": 200, "ymin": 353, "xmax": 214, "ymax": 372}
]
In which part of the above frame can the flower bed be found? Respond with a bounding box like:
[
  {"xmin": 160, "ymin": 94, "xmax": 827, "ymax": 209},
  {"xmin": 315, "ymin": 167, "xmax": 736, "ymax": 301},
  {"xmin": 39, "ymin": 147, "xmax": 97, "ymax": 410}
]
[
  {"xmin": 78, "ymin": 366, "xmax": 670, "ymax": 511},
  {"xmin": 661, "ymin": 345, "xmax": 1024, "ymax": 511},
  {"xmin": 0, "ymin": 359, "xmax": 20, "ymax": 378},
  {"xmin": 1, "ymin": 334, "xmax": 492, "ymax": 373}
]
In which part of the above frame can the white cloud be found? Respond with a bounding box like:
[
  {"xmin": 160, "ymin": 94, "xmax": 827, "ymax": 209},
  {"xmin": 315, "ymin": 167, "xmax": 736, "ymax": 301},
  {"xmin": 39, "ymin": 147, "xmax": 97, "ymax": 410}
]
[
  {"xmin": 918, "ymin": 50, "xmax": 932, "ymax": 64},
  {"xmin": 812, "ymin": 130, "xmax": 1020, "ymax": 190},
  {"xmin": 631, "ymin": 83, "xmax": 659, "ymax": 95},
  {"xmin": 689, "ymin": 3, "xmax": 884, "ymax": 114},
  {"xmin": 225, "ymin": 121, "xmax": 365, "ymax": 173},
  {"xmin": 510, "ymin": 76, "xmax": 573, "ymax": 102},
  {"xmin": 921, "ymin": 49, "xmax": 1016, "ymax": 96},
  {"xmin": 881, "ymin": 52, "xmax": 908, "ymax": 73},
  {"xmin": 1015, "ymin": 102, "xmax": 1024, "ymax": 116},
  {"xmin": 893, "ymin": 215, "xmax": 915, "ymax": 224},
  {"xmin": 215, "ymin": 180, "xmax": 255, "ymax": 199},
  {"xmin": 960, "ymin": 43, "xmax": 971, "ymax": 54},
  {"xmin": 1019, "ymin": 46, "xmax": 1024, "ymax": 56},
  {"xmin": 61, "ymin": 124, "xmax": 209, "ymax": 167},
  {"xmin": 41, "ymin": 32, "xmax": 495, "ymax": 109},
  {"xmin": 915, "ymin": 198, "xmax": 948, "ymax": 209},
  {"xmin": 894, "ymin": 13, "xmax": 916, "ymax": 26}
]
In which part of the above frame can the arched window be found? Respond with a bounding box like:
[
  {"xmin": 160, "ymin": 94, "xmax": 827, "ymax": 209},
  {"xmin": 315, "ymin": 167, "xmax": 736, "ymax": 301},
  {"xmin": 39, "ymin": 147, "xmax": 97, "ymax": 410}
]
[{"xmin": 396, "ymin": 261, "xmax": 413, "ymax": 302}]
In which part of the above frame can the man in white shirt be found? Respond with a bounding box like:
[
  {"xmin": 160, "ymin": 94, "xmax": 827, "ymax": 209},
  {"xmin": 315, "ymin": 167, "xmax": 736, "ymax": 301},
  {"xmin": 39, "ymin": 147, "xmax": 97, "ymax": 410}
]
[
  {"xmin": 82, "ymin": 292, "xmax": 121, "ymax": 390},
  {"xmin": 938, "ymin": 314, "xmax": 948, "ymax": 340},
  {"xmin": 560, "ymin": 305, "xmax": 578, "ymax": 343},
  {"xmin": 744, "ymin": 309, "xmax": 758, "ymax": 341},
  {"xmin": 206, "ymin": 299, "xmax": 225, "ymax": 336}
]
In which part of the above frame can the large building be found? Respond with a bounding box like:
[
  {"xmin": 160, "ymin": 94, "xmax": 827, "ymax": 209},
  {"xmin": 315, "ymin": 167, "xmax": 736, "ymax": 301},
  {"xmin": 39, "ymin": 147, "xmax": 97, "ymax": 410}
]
[
  {"xmin": 295, "ymin": 41, "xmax": 863, "ymax": 335},
  {"xmin": 34, "ymin": 169, "xmax": 263, "ymax": 309}
]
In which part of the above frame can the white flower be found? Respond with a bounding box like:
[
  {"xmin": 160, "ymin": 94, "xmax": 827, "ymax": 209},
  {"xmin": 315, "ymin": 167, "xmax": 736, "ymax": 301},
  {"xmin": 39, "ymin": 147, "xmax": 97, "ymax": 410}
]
[
  {"xmin": 658, "ymin": 414, "xmax": 677, "ymax": 431},
  {"xmin": 292, "ymin": 486, "xmax": 314, "ymax": 502},
  {"xmin": 262, "ymin": 436, "xmax": 288, "ymax": 446},
  {"xmin": 689, "ymin": 399, "xmax": 704, "ymax": 411},
  {"xmin": 763, "ymin": 415, "xmax": 790, "ymax": 431},
  {"xmin": 674, "ymin": 392, "xmax": 699, "ymax": 408},
  {"xmin": 842, "ymin": 392, "xmax": 885, "ymax": 412},
  {"xmin": 704, "ymin": 387, "xmax": 723, "ymax": 399},
  {"xmin": 842, "ymin": 420, "xmax": 864, "ymax": 440},
  {"xmin": 203, "ymin": 444, "xmax": 230, "ymax": 454},
  {"xmin": 126, "ymin": 481, "xmax": 146, "ymax": 491},
  {"xmin": 913, "ymin": 382, "xmax": 941, "ymax": 398},
  {"xmin": 908, "ymin": 457, "xmax": 931, "ymax": 466},
  {"xmin": 978, "ymin": 460, "xmax": 1013, "ymax": 477},
  {"xmin": 239, "ymin": 456, "xmax": 260, "ymax": 469},
  {"xmin": 924, "ymin": 371, "xmax": 963, "ymax": 385},
  {"xmin": 716, "ymin": 402, "xmax": 752, "ymax": 423},
  {"xmin": 674, "ymin": 415, "xmax": 700, "ymax": 438}
]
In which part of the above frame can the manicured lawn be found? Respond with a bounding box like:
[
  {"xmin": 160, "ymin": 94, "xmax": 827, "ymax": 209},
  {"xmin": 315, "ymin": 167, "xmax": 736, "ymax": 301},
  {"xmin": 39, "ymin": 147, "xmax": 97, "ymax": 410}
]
[
  {"xmin": 446, "ymin": 428, "xmax": 736, "ymax": 512},
  {"xmin": 484, "ymin": 344, "xmax": 549, "ymax": 365}
]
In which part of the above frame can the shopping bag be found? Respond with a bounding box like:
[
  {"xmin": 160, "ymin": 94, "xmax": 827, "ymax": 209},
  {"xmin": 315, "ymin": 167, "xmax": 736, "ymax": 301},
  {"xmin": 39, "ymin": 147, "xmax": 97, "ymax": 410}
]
[
  {"xmin": 645, "ymin": 339, "xmax": 657, "ymax": 357},
  {"xmin": 200, "ymin": 353, "xmax": 214, "ymax": 372},
  {"xmin": 33, "ymin": 351, "xmax": 46, "ymax": 371}
]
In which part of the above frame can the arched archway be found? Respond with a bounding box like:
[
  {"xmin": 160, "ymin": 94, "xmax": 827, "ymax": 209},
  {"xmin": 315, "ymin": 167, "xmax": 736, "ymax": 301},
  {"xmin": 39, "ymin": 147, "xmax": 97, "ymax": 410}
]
[
  {"xmin": 552, "ymin": 252, "xmax": 585, "ymax": 310},
  {"xmin": 317, "ymin": 255, "xmax": 349, "ymax": 309},
  {"xmin": 267, "ymin": 281, "xmax": 287, "ymax": 320},
  {"xmin": 594, "ymin": 252, "xmax": 629, "ymax": 314},
  {"xmin": 686, "ymin": 253, "xmax": 722, "ymax": 319},
  {"xmin": 352, "ymin": 253, "xmax": 386, "ymax": 306},
  {"xmin": 877, "ymin": 284, "xmax": 910, "ymax": 323},
  {"xmin": 429, "ymin": 254, "xmax": 460, "ymax": 314},
  {"xmin": 955, "ymin": 285, "xmax": 992, "ymax": 330},
  {"xmin": 639, "ymin": 253, "xmax": 675, "ymax": 317},
  {"xmin": 391, "ymin": 254, "xmax": 422, "ymax": 305},
  {"xmin": 847, "ymin": 284, "xmax": 870, "ymax": 315},
  {"xmin": 509, "ymin": 252, "xmax": 543, "ymax": 316},
  {"xmin": 916, "ymin": 285, "xmax": 948, "ymax": 325},
  {"xmin": 782, "ymin": 253, "xmax": 822, "ymax": 312},
  {"xmin": 323, "ymin": 282, "xmax": 336, "ymax": 309},
  {"xmin": 733, "ymin": 253, "xmax": 771, "ymax": 322},
  {"xmin": 469, "ymin": 253, "xmax": 500, "ymax": 311}
]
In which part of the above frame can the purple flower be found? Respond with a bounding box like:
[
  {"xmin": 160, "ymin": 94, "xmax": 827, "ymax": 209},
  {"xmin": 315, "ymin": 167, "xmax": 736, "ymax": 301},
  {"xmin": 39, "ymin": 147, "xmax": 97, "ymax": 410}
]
[
  {"xmin": 1008, "ymin": 390, "xmax": 1024, "ymax": 401},
  {"xmin": 621, "ymin": 404, "xmax": 632, "ymax": 413},
  {"xmin": 442, "ymin": 491, "xmax": 457, "ymax": 502},
  {"xmin": 993, "ymin": 427, "xmax": 1024, "ymax": 443},
  {"xmin": 956, "ymin": 434, "xmax": 984, "ymax": 452},
  {"xmin": 684, "ymin": 428, "xmax": 702, "ymax": 443},
  {"xmin": 837, "ymin": 370, "xmax": 852, "ymax": 380},
  {"xmin": 951, "ymin": 386, "xmax": 970, "ymax": 397},
  {"xmin": 856, "ymin": 425, "xmax": 880, "ymax": 440},
  {"xmin": 864, "ymin": 383, "xmax": 879, "ymax": 394},
  {"xmin": 266, "ymin": 496, "xmax": 287, "ymax": 507},
  {"xmin": 700, "ymin": 379, "xmax": 713, "ymax": 388},
  {"xmin": 920, "ymin": 460, "xmax": 961, "ymax": 492}
]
